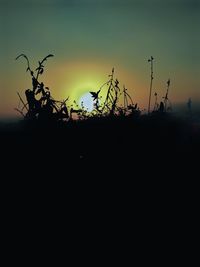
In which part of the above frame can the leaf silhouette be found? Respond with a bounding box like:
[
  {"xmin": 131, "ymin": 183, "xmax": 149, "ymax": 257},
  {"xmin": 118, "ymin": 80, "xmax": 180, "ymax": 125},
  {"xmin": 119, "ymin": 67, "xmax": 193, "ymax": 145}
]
[{"xmin": 90, "ymin": 89, "xmax": 100, "ymax": 100}]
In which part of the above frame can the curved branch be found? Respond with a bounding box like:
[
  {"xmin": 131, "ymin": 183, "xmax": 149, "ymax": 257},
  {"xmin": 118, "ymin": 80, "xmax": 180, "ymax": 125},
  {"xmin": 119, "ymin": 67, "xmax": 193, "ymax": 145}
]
[
  {"xmin": 15, "ymin": 54, "xmax": 32, "ymax": 75},
  {"xmin": 36, "ymin": 54, "xmax": 54, "ymax": 80}
]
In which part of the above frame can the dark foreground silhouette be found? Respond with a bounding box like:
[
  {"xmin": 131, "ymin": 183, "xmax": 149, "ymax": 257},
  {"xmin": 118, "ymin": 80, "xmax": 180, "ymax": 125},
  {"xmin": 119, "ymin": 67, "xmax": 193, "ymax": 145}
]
[
  {"xmin": 1, "ymin": 113, "xmax": 199, "ymax": 176},
  {"xmin": 1, "ymin": 113, "xmax": 199, "ymax": 241},
  {"xmin": 1, "ymin": 54, "xmax": 199, "ymax": 200},
  {"xmin": 1, "ymin": 55, "xmax": 197, "ymax": 249}
]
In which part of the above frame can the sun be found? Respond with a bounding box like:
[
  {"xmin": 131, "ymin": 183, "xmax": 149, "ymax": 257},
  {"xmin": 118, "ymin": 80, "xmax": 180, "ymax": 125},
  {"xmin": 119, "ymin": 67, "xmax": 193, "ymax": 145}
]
[{"xmin": 79, "ymin": 92, "xmax": 94, "ymax": 112}]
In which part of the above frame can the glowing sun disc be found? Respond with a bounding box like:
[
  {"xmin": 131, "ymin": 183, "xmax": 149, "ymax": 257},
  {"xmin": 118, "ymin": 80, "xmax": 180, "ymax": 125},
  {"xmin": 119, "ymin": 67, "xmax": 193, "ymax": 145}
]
[{"xmin": 79, "ymin": 92, "xmax": 94, "ymax": 112}]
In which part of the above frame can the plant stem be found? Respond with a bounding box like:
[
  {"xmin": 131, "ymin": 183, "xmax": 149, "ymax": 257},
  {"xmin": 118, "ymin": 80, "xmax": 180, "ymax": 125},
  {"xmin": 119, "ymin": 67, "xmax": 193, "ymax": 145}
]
[{"xmin": 148, "ymin": 57, "xmax": 154, "ymax": 114}]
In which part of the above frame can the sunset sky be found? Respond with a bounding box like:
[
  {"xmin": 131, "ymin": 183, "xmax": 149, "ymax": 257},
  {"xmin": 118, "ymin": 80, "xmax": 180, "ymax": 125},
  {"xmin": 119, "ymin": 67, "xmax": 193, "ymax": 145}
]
[{"xmin": 0, "ymin": 0, "xmax": 199, "ymax": 118}]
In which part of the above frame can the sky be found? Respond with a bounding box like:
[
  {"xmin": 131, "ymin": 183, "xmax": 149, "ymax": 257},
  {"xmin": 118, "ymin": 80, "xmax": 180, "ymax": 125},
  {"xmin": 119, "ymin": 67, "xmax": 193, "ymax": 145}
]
[{"xmin": 0, "ymin": 0, "xmax": 199, "ymax": 118}]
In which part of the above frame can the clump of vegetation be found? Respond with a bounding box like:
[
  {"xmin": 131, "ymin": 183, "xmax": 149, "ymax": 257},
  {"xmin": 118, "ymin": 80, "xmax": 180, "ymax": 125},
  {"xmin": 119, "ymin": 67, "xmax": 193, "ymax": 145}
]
[
  {"xmin": 15, "ymin": 54, "xmax": 70, "ymax": 121},
  {"xmin": 8, "ymin": 54, "xmax": 200, "ymax": 168},
  {"xmin": 146, "ymin": 56, "xmax": 173, "ymax": 116},
  {"xmin": 15, "ymin": 54, "xmax": 176, "ymax": 124},
  {"xmin": 15, "ymin": 54, "xmax": 140, "ymax": 121}
]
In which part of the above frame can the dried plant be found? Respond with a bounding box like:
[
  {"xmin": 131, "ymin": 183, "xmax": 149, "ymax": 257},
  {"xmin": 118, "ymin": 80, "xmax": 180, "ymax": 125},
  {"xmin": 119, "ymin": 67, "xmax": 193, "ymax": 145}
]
[{"xmin": 147, "ymin": 56, "xmax": 154, "ymax": 114}]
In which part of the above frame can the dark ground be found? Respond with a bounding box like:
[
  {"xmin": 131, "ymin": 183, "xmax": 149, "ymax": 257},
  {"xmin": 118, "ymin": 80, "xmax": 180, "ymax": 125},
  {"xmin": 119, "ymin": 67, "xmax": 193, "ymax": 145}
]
[
  {"xmin": 1, "ymin": 113, "xmax": 199, "ymax": 176},
  {"xmin": 1, "ymin": 113, "xmax": 199, "ymax": 208},
  {"xmin": 0, "ymin": 113, "xmax": 198, "ymax": 249}
]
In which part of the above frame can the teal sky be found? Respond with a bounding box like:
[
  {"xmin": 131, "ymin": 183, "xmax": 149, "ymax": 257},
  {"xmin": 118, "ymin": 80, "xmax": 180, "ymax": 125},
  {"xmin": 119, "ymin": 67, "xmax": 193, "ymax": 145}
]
[{"xmin": 0, "ymin": 0, "xmax": 199, "ymax": 117}]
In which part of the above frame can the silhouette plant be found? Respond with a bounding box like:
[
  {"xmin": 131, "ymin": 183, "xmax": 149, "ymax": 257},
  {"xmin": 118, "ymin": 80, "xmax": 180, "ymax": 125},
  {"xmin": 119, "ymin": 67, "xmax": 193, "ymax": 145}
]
[
  {"xmin": 148, "ymin": 56, "xmax": 154, "ymax": 114},
  {"xmin": 15, "ymin": 54, "xmax": 69, "ymax": 120},
  {"xmin": 92, "ymin": 68, "xmax": 139, "ymax": 117},
  {"xmin": 90, "ymin": 89, "xmax": 101, "ymax": 113},
  {"xmin": 163, "ymin": 79, "xmax": 172, "ymax": 112},
  {"xmin": 153, "ymin": 92, "xmax": 159, "ymax": 112},
  {"xmin": 15, "ymin": 54, "xmax": 141, "ymax": 121},
  {"xmin": 101, "ymin": 68, "xmax": 121, "ymax": 115},
  {"xmin": 116, "ymin": 85, "xmax": 139, "ymax": 116}
]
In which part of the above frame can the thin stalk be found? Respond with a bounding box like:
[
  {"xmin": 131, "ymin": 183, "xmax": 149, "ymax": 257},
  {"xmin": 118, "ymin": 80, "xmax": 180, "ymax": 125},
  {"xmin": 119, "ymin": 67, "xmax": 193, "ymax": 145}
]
[{"xmin": 148, "ymin": 56, "xmax": 154, "ymax": 114}]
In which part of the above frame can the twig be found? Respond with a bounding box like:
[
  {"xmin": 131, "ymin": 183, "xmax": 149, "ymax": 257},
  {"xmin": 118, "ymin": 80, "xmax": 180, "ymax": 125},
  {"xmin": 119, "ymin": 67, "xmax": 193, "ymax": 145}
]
[{"xmin": 17, "ymin": 92, "xmax": 28, "ymax": 112}]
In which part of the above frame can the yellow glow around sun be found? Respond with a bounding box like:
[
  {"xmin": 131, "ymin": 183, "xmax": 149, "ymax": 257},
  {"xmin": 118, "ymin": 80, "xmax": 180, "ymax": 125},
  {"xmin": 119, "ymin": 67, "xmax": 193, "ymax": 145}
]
[
  {"xmin": 44, "ymin": 60, "xmax": 143, "ymax": 111},
  {"xmin": 59, "ymin": 62, "xmax": 111, "ymax": 109},
  {"xmin": 66, "ymin": 79, "xmax": 106, "ymax": 110}
]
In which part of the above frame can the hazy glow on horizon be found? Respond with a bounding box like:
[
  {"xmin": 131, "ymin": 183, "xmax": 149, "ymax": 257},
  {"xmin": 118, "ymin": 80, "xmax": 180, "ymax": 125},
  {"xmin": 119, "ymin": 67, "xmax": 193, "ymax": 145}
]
[{"xmin": 0, "ymin": 0, "xmax": 199, "ymax": 118}]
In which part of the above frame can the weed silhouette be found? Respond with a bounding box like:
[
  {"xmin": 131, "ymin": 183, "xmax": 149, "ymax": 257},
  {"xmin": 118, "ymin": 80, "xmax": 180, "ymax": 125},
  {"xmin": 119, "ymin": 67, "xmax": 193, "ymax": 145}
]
[
  {"xmin": 148, "ymin": 56, "xmax": 154, "ymax": 114},
  {"xmin": 15, "ymin": 55, "xmax": 141, "ymax": 121},
  {"xmin": 163, "ymin": 79, "xmax": 172, "ymax": 112}
]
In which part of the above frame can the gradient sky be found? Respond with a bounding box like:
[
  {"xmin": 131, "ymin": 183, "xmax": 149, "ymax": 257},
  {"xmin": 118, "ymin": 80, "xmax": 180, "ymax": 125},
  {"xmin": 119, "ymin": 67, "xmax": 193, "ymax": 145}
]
[{"xmin": 0, "ymin": 0, "xmax": 199, "ymax": 118}]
